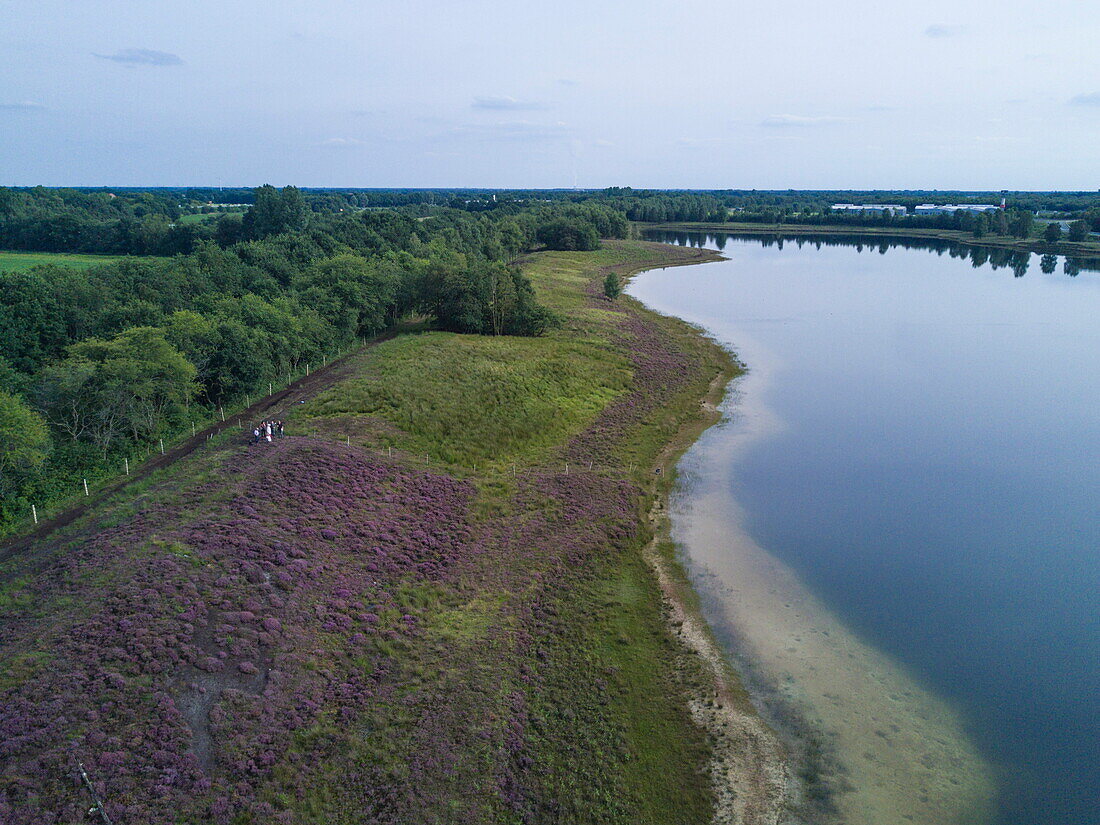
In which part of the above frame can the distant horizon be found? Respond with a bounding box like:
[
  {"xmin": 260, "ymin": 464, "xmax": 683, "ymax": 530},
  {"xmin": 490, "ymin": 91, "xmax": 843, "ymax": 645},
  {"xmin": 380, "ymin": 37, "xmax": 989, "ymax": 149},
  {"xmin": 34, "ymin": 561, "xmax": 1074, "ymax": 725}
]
[{"xmin": 5, "ymin": 184, "xmax": 1099, "ymax": 194}]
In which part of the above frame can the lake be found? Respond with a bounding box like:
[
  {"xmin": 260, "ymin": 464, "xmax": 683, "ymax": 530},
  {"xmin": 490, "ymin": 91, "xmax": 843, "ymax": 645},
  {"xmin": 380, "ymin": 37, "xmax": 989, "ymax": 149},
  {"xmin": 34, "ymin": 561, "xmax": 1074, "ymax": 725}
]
[{"xmin": 631, "ymin": 231, "xmax": 1100, "ymax": 825}]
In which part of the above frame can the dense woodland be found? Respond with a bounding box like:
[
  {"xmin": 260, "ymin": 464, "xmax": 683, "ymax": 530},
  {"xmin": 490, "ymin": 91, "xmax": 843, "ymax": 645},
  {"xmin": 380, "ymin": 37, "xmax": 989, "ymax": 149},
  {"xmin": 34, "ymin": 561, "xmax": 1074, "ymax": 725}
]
[{"xmin": 0, "ymin": 188, "xmax": 629, "ymax": 528}]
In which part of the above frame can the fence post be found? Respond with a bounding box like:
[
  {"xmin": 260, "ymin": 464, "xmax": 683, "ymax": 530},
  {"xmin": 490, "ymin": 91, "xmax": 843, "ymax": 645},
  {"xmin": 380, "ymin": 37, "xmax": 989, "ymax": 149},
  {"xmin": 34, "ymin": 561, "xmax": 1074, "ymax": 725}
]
[
  {"xmin": 565, "ymin": 463, "xmax": 569, "ymax": 474},
  {"xmin": 269, "ymin": 381, "xmax": 273, "ymax": 395},
  {"xmin": 31, "ymin": 504, "xmax": 37, "ymax": 524},
  {"xmin": 346, "ymin": 435, "xmax": 351, "ymax": 446},
  {"xmin": 83, "ymin": 478, "xmax": 89, "ymax": 496},
  {"xmin": 124, "ymin": 457, "xmax": 129, "ymax": 475},
  {"xmin": 306, "ymin": 363, "xmax": 310, "ymax": 376},
  {"xmin": 219, "ymin": 406, "xmax": 225, "ymax": 422},
  {"xmin": 78, "ymin": 760, "xmax": 113, "ymax": 825},
  {"xmin": 159, "ymin": 438, "xmax": 165, "ymax": 455}
]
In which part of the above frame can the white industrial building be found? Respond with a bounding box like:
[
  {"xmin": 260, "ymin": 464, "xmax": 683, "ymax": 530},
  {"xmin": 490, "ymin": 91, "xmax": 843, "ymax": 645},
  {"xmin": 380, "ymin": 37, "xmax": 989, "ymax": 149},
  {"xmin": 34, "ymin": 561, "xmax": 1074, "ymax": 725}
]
[{"xmin": 913, "ymin": 201, "xmax": 1004, "ymax": 216}]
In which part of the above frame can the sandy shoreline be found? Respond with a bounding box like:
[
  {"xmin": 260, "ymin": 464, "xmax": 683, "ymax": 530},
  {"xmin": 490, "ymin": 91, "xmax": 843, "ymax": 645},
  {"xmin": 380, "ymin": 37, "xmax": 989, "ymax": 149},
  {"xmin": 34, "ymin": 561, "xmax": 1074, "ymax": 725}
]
[{"xmin": 626, "ymin": 257, "xmax": 997, "ymax": 825}]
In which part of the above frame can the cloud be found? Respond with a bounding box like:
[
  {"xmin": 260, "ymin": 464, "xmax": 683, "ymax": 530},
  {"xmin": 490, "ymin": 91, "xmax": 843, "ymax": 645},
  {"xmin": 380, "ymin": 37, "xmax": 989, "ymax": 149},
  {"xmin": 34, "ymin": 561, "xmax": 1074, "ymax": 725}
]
[
  {"xmin": 320, "ymin": 137, "xmax": 363, "ymax": 146},
  {"xmin": 924, "ymin": 24, "xmax": 966, "ymax": 38},
  {"xmin": 450, "ymin": 120, "xmax": 571, "ymax": 142},
  {"xmin": 1069, "ymin": 92, "xmax": 1100, "ymax": 107},
  {"xmin": 0, "ymin": 101, "xmax": 46, "ymax": 111},
  {"xmin": 94, "ymin": 48, "xmax": 183, "ymax": 66},
  {"xmin": 471, "ymin": 95, "xmax": 546, "ymax": 111},
  {"xmin": 677, "ymin": 137, "xmax": 727, "ymax": 147},
  {"xmin": 760, "ymin": 114, "xmax": 848, "ymax": 128}
]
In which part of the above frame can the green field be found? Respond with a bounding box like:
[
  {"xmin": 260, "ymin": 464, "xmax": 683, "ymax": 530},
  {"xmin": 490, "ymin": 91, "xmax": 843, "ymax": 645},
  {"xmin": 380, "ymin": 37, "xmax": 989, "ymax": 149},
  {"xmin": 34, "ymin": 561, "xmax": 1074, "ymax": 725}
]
[
  {"xmin": 177, "ymin": 209, "xmax": 246, "ymax": 225},
  {"xmin": 0, "ymin": 250, "xmax": 138, "ymax": 272}
]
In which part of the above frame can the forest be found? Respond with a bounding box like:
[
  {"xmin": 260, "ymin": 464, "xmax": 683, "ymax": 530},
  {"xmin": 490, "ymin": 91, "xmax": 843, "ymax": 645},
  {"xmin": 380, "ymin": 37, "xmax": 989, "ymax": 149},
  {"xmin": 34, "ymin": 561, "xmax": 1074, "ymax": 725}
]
[{"xmin": 0, "ymin": 187, "xmax": 629, "ymax": 530}]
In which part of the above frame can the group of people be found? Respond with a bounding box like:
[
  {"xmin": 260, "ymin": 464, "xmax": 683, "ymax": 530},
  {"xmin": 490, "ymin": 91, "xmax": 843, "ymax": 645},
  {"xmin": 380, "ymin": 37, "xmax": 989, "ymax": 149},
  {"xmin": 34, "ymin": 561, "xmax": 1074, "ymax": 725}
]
[{"xmin": 252, "ymin": 420, "xmax": 285, "ymax": 443}]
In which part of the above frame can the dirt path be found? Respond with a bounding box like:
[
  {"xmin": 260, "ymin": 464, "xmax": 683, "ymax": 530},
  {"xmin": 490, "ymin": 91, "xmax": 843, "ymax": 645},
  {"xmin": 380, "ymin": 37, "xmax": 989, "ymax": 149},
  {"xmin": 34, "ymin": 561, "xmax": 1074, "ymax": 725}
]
[{"xmin": 0, "ymin": 331, "xmax": 395, "ymax": 566}]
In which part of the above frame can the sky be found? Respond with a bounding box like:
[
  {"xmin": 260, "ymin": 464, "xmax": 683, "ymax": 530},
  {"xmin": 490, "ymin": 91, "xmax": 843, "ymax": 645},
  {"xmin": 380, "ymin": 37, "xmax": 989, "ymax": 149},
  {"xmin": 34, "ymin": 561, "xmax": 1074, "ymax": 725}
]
[{"xmin": 2, "ymin": 0, "xmax": 1099, "ymax": 190}]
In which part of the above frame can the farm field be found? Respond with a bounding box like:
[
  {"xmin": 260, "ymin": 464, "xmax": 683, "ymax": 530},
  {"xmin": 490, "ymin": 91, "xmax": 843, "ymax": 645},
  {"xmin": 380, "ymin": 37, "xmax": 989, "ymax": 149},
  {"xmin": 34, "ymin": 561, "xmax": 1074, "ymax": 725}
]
[
  {"xmin": 0, "ymin": 241, "xmax": 753, "ymax": 825},
  {"xmin": 0, "ymin": 250, "xmax": 142, "ymax": 272}
]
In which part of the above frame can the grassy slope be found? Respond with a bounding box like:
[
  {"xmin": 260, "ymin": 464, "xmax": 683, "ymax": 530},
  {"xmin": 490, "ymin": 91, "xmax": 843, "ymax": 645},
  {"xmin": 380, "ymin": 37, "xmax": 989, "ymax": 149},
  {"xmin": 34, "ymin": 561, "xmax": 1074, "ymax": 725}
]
[
  {"xmin": 0, "ymin": 240, "xmax": 739, "ymax": 824},
  {"xmin": 0, "ymin": 251, "xmax": 140, "ymax": 272},
  {"xmin": 297, "ymin": 239, "xmax": 736, "ymax": 821}
]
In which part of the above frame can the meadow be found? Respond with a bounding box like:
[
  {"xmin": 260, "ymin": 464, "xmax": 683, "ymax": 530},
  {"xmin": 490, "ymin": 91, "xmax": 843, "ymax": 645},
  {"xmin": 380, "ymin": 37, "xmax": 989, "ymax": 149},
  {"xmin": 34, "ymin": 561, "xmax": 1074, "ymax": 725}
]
[
  {"xmin": 0, "ymin": 250, "xmax": 137, "ymax": 272},
  {"xmin": 0, "ymin": 240, "xmax": 748, "ymax": 824}
]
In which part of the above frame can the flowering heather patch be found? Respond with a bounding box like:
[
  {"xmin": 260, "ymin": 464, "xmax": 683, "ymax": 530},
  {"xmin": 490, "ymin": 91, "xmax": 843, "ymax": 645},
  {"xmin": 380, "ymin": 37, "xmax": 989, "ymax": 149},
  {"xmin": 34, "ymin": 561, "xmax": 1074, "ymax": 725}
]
[
  {"xmin": 564, "ymin": 273, "xmax": 700, "ymax": 466},
  {"xmin": 1, "ymin": 243, "xmax": 722, "ymax": 825},
  {"xmin": 0, "ymin": 438, "xmax": 479, "ymax": 824}
]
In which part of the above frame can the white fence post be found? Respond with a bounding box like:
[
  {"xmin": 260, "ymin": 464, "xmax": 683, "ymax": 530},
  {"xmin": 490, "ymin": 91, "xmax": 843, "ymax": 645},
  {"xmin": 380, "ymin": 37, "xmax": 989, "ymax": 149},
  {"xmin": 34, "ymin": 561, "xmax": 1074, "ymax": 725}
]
[
  {"xmin": 83, "ymin": 478, "xmax": 89, "ymax": 496},
  {"xmin": 159, "ymin": 438, "xmax": 165, "ymax": 455},
  {"xmin": 124, "ymin": 457, "xmax": 129, "ymax": 475},
  {"xmin": 31, "ymin": 504, "xmax": 37, "ymax": 524}
]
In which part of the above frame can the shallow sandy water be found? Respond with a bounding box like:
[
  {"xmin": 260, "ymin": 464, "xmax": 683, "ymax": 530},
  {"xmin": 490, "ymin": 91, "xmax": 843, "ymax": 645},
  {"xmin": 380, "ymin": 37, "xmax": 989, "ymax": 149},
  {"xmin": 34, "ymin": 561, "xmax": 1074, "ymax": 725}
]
[{"xmin": 668, "ymin": 350, "xmax": 996, "ymax": 825}]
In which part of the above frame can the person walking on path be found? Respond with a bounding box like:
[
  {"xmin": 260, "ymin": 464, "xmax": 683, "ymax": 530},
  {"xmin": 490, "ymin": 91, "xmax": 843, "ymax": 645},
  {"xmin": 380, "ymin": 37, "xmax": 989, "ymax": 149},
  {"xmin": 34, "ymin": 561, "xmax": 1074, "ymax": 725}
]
[
  {"xmin": 265, "ymin": 421, "xmax": 273, "ymax": 442},
  {"xmin": 277, "ymin": 421, "xmax": 285, "ymax": 438},
  {"xmin": 252, "ymin": 426, "xmax": 261, "ymax": 444}
]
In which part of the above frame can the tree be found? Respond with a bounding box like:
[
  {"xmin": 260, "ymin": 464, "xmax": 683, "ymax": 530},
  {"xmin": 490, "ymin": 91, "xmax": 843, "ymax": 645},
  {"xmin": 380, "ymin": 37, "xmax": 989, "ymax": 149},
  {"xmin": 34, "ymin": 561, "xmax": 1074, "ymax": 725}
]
[
  {"xmin": 297, "ymin": 253, "xmax": 397, "ymax": 337},
  {"xmin": 0, "ymin": 391, "xmax": 50, "ymax": 498},
  {"xmin": 603, "ymin": 271, "xmax": 621, "ymax": 300},
  {"xmin": 37, "ymin": 327, "xmax": 197, "ymax": 452},
  {"xmin": 243, "ymin": 185, "xmax": 309, "ymax": 240},
  {"xmin": 535, "ymin": 220, "xmax": 600, "ymax": 251},
  {"xmin": 1068, "ymin": 220, "xmax": 1089, "ymax": 242},
  {"xmin": 1009, "ymin": 209, "xmax": 1034, "ymax": 239},
  {"xmin": 1043, "ymin": 222, "xmax": 1062, "ymax": 243}
]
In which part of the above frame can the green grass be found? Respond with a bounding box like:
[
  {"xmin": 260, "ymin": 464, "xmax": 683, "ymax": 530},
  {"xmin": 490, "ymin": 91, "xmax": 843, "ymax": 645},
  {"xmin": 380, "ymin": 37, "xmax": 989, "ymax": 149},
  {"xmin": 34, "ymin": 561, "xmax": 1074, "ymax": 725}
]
[
  {"xmin": 0, "ymin": 250, "xmax": 141, "ymax": 272},
  {"xmin": 177, "ymin": 210, "xmax": 245, "ymax": 225},
  {"xmin": 300, "ymin": 331, "xmax": 630, "ymax": 471}
]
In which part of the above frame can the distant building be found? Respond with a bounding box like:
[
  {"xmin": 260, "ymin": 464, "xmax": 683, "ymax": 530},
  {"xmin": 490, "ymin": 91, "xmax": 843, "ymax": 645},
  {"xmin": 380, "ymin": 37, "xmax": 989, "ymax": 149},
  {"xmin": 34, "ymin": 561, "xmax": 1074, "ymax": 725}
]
[
  {"xmin": 830, "ymin": 204, "xmax": 907, "ymax": 216},
  {"xmin": 913, "ymin": 200, "xmax": 1005, "ymax": 216}
]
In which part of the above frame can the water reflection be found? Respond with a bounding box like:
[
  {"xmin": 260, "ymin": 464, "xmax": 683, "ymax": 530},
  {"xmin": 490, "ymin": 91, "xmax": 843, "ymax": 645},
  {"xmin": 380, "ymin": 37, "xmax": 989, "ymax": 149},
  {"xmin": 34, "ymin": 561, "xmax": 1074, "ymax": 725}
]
[
  {"xmin": 643, "ymin": 230, "xmax": 1100, "ymax": 276},
  {"xmin": 628, "ymin": 235, "xmax": 1100, "ymax": 825}
]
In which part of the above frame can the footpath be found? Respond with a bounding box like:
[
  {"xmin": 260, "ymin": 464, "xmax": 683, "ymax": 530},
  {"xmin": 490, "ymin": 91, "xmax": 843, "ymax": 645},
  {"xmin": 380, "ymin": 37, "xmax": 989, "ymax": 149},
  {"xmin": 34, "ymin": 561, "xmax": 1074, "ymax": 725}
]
[{"xmin": 0, "ymin": 330, "xmax": 396, "ymax": 566}]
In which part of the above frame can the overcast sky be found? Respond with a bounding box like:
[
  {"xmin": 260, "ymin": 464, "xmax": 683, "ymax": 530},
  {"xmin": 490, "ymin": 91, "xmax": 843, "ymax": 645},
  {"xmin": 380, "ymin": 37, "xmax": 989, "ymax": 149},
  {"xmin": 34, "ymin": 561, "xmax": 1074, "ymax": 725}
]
[{"xmin": 2, "ymin": 0, "xmax": 1099, "ymax": 189}]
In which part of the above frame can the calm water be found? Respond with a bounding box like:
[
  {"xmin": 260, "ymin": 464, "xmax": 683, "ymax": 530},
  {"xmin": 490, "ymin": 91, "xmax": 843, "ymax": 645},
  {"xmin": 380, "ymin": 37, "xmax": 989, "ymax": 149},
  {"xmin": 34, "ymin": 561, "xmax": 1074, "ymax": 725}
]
[{"xmin": 633, "ymin": 232, "xmax": 1100, "ymax": 825}]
